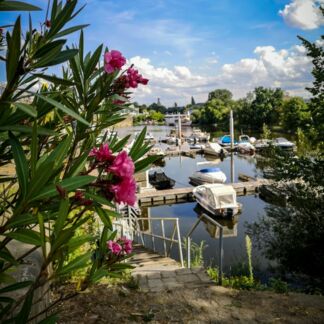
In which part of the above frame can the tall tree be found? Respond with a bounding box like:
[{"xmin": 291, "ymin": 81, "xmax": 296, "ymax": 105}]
[
  {"xmin": 298, "ymin": 8, "xmax": 324, "ymax": 141},
  {"xmin": 280, "ymin": 97, "xmax": 311, "ymax": 132},
  {"xmin": 208, "ymin": 89, "xmax": 233, "ymax": 104}
]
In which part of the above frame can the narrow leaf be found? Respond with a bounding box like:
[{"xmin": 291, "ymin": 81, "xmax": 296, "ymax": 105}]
[
  {"xmin": 9, "ymin": 132, "xmax": 28, "ymax": 198},
  {"xmin": 36, "ymin": 94, "xmax": 90, "ymax": 126}
]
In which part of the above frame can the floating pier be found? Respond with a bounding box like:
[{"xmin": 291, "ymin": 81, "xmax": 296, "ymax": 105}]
[{"xmin": 137, "ymin": 178, "xmax": 271, "ymax": 207}]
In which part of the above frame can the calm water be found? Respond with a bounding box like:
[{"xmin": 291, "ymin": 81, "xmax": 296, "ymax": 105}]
[{"xmin": 118, "ymin": 125, "xmax": 276, "ymax": 273}]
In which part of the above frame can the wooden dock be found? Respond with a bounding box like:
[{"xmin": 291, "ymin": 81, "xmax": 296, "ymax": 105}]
[{"xmin": 137, "ymin": 178, "xmax": 270, "ymax": 207}]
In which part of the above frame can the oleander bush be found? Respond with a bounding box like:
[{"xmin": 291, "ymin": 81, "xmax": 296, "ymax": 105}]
[{"xmin": 0, "ymin": 0, "xmax": 155, "ymax": 321}]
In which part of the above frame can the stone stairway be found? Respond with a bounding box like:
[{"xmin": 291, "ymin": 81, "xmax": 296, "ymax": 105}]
[{"xmin": 130, "ymin": 244, "xmax": 214, "ymax": 292}]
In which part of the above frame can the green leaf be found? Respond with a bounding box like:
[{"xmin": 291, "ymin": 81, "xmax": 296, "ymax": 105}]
[
  {"xmin": 33, "ymin": 39, "xmax": 66, "ymax": 59},
  {"xmin": 110, "ymin": 135, "xmax": 130, "ymax": 153},
  {"xmin": 0, "ymin": 1, "xmax": 41, "ymax": 11},
  {"xmin": 84, "ymin": 192, "xmax": 114, "ymax": 207},
  {"xmin": 11, "ymin": 102, "xmax": 37, "ymax": 118},
  {"xmin": 95, "ymin": 206, "xmax": 112, "ymax": 228},
  {"xmin": 84, "ymin": 45, "xmax": 103, "ymax": 79},
  {"xmin": 27, "ymin": 160, "xmax": 55, "ymax": 198},
  {"xmin": 57, "ymin": 252, "xmax": 91, "ymax": 276},
  {"xmin": 0, "ymin": 248, "xmax": 18, "ymax": 265},
  {"xmin": 16, "ymin": 288, "xmax": 34, "ymax": 323},
  {"xmin": 53, "ymin": 24, "xmax": 89, "ymax": 39},
  {"xmin": 46, "ymin": 135, "xmax": 72, "ymax": 169},
  {"xmin": 0, "ymin": 281, "xmax": 32, "ymax": 294},
  {"xmin": 30, "ymin": 121, "xmax": 38, "ymax": 178},
  {"xmin": 54, "ymin": 198, "xmax": 69, "ymax": 236},
  {"xmin": 5, "ymin": 229, "xmax": 42, "ymax": 246},
  {"xmin": 66, "ymin": 150, "xmax": 89, "ymax": 177},
  {"xmin": 67, "ymin": 235, "xmax": 93, "ymax": 253},
  {"xmin": 33, "ymin": 73, "xmax": 75, "ymax": 86},
  {"xmin": 36, "ymin": 94, "xmax": 90, "ymax": 126},
  {"xmin": 6, "ymin": 16, "xmax": 21, "ymax": 84},
  {"xmin": 135, "ymin": 156, "xmax": 160, "ymax": 173},
  {"xmin": 89, "ymin": 268, "xmax": 110, "ymax": 283},
  {"xmin": 6, "ymin": 213, "xmax": 35, "ymax": 228},
  {"xmin": 45, "ymin": 49, "xmax": 79, "ymax": 66},
  {"xmin": 129, "ymin": 127, "xmax": 146, "ymax": 159},
  {"xmin": 31, "ymin": 176, "xmax": 96, "ymax": 201},
  {"xmin": 47, "ymin": 0, "xmax": 77, "ymax": 38},
  {"xmin": 37, "ymin": 213, "xmax": 46, "ymax": 256},
  {"xmin": 9, "ymin": 132, "xmax": 28, "ymax": 198},
  {"xmin": 0, "ymin": 125, "xmax": 57, "ymax": 136}
]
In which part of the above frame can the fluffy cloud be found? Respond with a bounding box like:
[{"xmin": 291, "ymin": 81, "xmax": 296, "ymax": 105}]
[
  {"xmin": 279, "ymin": 0, "xmax": 324, "ymax": 30},
  {"xmin": 129, "ymin": 44, "xmax": 313, "ymax": 106}
]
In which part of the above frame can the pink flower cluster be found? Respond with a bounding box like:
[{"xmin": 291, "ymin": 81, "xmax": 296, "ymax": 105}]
[
  {"xmin": 124, "ymin": 67, "xmax": 149, "ymax": 88},
  {"xmin": 107, "ymin": 237, "xmax": 133, "ymax": 255},
  {"xmin": 89, "ymin": 144, "xmax": 136, "ymax": 206},
  {"xmin": 104, "ymin": 50, "xmax": 126, "ymax": 74}
]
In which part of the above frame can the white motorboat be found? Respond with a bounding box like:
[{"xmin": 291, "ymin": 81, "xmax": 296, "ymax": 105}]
[
  {"xmin": 239, "ymin": 134, "xmax": 256, "ymax": 144},
  {"xmin": 193, "ymin": 183, "xmax": 242, "ymax": 217},
  {"xmin": 237, "ymin": 142, "xmax": 255, "ymax": 155},
  {"xmin": 272, "ymin": 137, "xmax": 295, "ymax": 150},
  {"xmin": 188, "ymin": 129, "xmax": 210, "ymax": 142},
  {"xmin": 189, "ymin": 163, "xmax": 226, "ymax": 185},
  {"xmin": 203, "ymin": 142, "xmax": 226, "ymax": 156},
  {"xmin": 254, "ymin": 139, "xmax": 271, "ymax": 151},
  {"xmin": 190, "ymin": 143, "xmax": 205, "ymax": 150},
  {"xmin": 147, "ymin": 146, "xmax": 165, "ymax": 157}
]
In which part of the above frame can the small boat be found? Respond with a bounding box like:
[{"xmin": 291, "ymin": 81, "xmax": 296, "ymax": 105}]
[
  {"xmin": 272, "ymin": 138, "xmax": 295, "ymax": 150},
  {"xmin": 147, "ymin": 146, "xmax": 165, "ymax": 157},
  {"xmin": 189, "ymin": 164, "xmax": 226, "ymax": 185},
  {"xmin": 190, "ymin": 143, "xmax": 205, "ymax": 150},
  {"xmin": 188, "ymin": 129, "xmax": 210, "ymax": 142},
  {"xmin": 237, "ymin": 142, "xmax": 255, "ymax": 155},
  {"xmin": 149, "ymin": 170, "xmax": 175, "ymax": 190},
  {"xmin": 193, "ymin": 183, "xmax": 242, "ymax": 217},
  {"xmin": 218, "ymin": 135, "xmax": 238, "ymax": 147},
  {"xmin": 238, "ymin": 134, "xmax": 256, "ymax": 144},
  {"xmin": 254, "ymin": 139, "xmax": 271, "ymax": 151},
  {"xmin": 204, "ymin": 142, "xmax": 226, "ymax": 157}
]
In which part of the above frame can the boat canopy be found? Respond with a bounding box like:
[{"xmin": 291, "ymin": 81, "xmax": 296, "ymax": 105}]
[
  {"xmin": 197, "ymin": 184, "xmax": 237, "ymax": 208},
  {"xmin": 199, "ymin": 167, "xmax": 221, "ymax": 173}
]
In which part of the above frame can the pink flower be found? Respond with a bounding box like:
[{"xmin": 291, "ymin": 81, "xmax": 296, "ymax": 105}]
[
  {"xmin": 89, "ymin": 144, "xmax": 114, "ymax": 163},
  {"xmin": 125, "ymin": 67, "xmax": 149, "ymax": 89},
  {"xmin": 104, "ymin": 50, "xmax": 126, "ymax": 74},
  {"xmin": 107, "ymin": 240, "xmax": 122, "ymax": 255},
  {"xmin": 108, "ymin": 150, "xmax": 134, "ymax": 178},
  {"xmin": 118, "ymin": 237, "xmax": 133, "ymax": 254},
  {"xmin": 109, "ymin": 176, "xmax": 136, "ymax": 206}
]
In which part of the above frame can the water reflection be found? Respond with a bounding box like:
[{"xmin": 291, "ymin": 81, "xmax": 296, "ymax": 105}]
[{"xmin": 194, "ymin": 204, "xmax": 239, "ymax": 238}]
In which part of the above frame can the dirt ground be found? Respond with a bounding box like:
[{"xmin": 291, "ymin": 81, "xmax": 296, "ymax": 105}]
[{"xmin": 56, "ymin": 284, "xmax": 324, "ymax": 323}]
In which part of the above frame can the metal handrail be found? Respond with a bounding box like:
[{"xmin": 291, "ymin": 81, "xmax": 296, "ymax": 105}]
[
  {"xmin": 125, "ymin": 215, "xmax": 184, "ymax": 268},
  {"xmin": 186, "ymin": 213, "xmax": 224, "ymax": 285}
]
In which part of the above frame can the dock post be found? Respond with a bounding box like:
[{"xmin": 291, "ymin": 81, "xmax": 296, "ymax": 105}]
[
  {"xmin": 230, "ymin": 110, "xmax": 235, "ymax": 183},
  {"xmin": 219, "ymin": 227, "xmax": 224, "ymax": 285}
]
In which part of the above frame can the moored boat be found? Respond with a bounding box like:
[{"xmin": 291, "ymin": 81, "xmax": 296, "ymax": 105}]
[
  {"xmin": 149, "ymin": 170, "xmax": 175, "ymax": 190},
  {"xmin": 193, "ymin": 183, "xmax": 242, "ymax": 217},
  {"xmin": 218, "ymin": 135, "xmax": 238, "ymax": 147},
  {"xmin": 272, "ymin": 137, "xmax": 295, "ymax": 150},
  {"xmin": 189, "ymin": 164, "xmax": 226, "ymax": 185},
  {"xmin": 204, "ymin": 142, "xmax": 226, "ymax": 157}
]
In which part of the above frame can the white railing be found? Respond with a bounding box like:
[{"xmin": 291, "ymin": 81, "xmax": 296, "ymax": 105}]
[{"xmin": 121, "ymin": 206, "xmax": 184, "ymax": 268}]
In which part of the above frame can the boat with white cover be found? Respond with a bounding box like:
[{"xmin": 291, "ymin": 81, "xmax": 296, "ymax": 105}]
[
  {"xmin": 203, "ymin": 142, "xmax": 226, "ymax": 157},
  {"xmin": 189, "ymin": 162, "xmax": 226, "ymax": 185},
  {"xmin": 272, "ymin": 137, "xmax": 295, "ymax": 150},
  {"xmin": 193, "ymin": 183, "xmax": 242, "ymax": 217}
]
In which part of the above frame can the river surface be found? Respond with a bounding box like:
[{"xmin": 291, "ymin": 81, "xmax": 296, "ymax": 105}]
[{"xmin": 117, "ymin": 125, "xmax": 279, "ymax": 274}]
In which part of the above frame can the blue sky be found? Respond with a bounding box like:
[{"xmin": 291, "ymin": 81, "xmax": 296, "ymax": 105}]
[{"xmin": 0, "ymin": 0, "xmax": 323, "ymax": 105}]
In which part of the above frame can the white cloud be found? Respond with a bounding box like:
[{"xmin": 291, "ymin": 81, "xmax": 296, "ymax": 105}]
[
  {"xmin": 128, "ymin": 44, "xmax": 313, "ymax": 106},
  {"xmin": 279, "ymin": 0, "xmax": 324, "ymax": 30}
]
